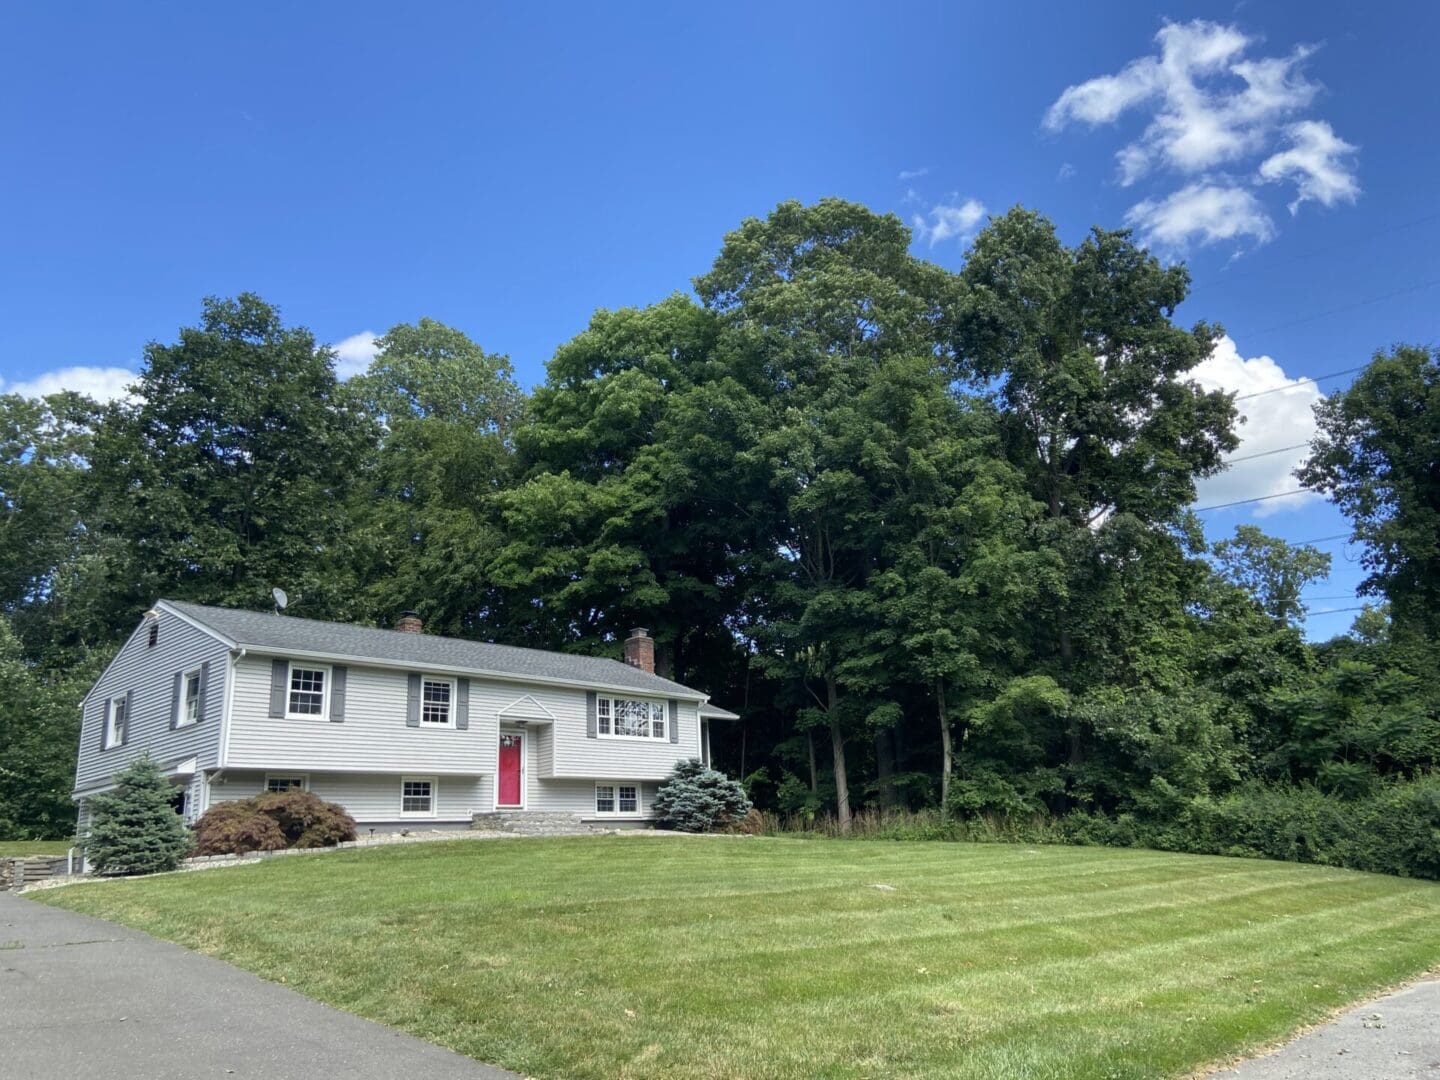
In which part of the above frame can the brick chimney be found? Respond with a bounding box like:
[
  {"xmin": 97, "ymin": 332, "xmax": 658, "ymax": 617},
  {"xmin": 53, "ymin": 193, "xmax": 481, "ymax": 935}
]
[
  {"xmin": 623, "ymin": 628, "xmax": 654, "ymax": 673},
  {"xmin": 395, "ymin": 610, "xmax": 424, "ymax": 634}
]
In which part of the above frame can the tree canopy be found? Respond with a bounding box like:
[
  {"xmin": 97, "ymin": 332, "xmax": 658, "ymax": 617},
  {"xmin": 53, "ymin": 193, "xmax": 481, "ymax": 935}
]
[{"xmin": 1, "ymin": 200, "xmax": 1434, "ymax": 847}]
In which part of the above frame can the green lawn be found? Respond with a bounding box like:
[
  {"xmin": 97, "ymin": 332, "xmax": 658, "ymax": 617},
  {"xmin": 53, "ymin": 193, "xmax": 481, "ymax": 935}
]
[
  {"xmin": 0, "ymin": 839, "xmax": 73, "ymax": 856},
  {"xmin": 36, "ymin": 836, "xmax": 1440, "ymax": 1080}
]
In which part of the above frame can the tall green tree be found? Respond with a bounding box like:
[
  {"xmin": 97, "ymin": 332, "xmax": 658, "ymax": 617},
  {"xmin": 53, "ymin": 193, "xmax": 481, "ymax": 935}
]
[
  {"xmin": 954, "ymin": 208, "xmax": 1238, "ymax": 795},
  {"xmin": 858, "ymin": 362, "xmax": 1052, "ymax": 809},
  {"xmin": 0, "ymin": 391, "xmax": 102, "ymax": 650},
  {"xmin": 695, "ymin": 199, "xmax": 962, "ymax": 829},
  {"xmin": 346, "ymin": 319, "xmax": 523, "ymax": 635},
  {"xmin": 83, "ymin": 294, "xmax": 376, "ymax": 629},
  {"xmin": 1212, "ymin": 525, "xmax": 1331, "ymax": 626},
  {"xmin": 0, "ymin": 615, "xmax": 100, "ymax": 838},
  {"xmin": 1300, "ymin": 345, "xmax": 1440, "ymax": 640},
  {"xmin": 494, "ymin": 295, "xmax": 763, "ymax": 689}
]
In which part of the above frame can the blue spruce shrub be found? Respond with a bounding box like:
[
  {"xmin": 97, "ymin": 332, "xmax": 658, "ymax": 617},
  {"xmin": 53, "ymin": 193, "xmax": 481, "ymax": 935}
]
[
  {"xmin": 652, "ymin": 758, "xmax": 752, "ymax": 832},
  {"xmin": 85, "ymin": 755, "xmax": 193, "ymax": 875}
]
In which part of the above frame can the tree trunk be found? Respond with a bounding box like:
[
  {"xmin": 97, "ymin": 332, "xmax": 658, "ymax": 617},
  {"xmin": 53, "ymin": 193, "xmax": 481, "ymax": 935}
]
[
  {"xmin": 874, "ymin": 729, "xmax": 896, "ymax": 808},
  {"xmin": 807, "ymin": 729, "xmax": 818, "ymax": 793},
  {"xmin": 937, "ymin": 680, "xmax": 953, "ymax": 814},
  {"xmin": 826, "ymin": 677, "xmax": 851, "ymax": 833}
]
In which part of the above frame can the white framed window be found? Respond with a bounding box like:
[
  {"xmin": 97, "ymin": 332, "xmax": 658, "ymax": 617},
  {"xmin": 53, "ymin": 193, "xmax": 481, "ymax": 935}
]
[
  {"xmin": 104, "ymin": 696, "xmax": 128, "ymax": 749},
  {"xmin": 596, "ymin": 697, "xmax": 666, "ymax": 740},
  {"xmin": 265, "ymin": 775, "xmax": 309, "ymax": 793},
  {"xmin": 401, "ymin": 776, "xmax": 437, "ymax": 817},
  {"xmin": 421, "ymin": 677, "xmax": 455, "ymax": 727},
  {"xmin": 286, "ymin": 664, "xmax": 329, "ymax": 719},
  {"xmin": 595, "ymin": 782, "xmax": 641, "ymax": 816},
  {"xmin": 179, "ymin": 668, "xmax": 202, "ymax": 727}
]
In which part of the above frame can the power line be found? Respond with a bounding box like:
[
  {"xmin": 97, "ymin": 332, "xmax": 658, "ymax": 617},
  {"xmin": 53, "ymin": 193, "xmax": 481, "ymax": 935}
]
[
  {"xmin": 1243, "ymin": 277, "xmax": 1440, "ymax": 336},
  {"xmin": 1194, "ymin": 489, "xmax": 1309, "ymax": 512},
  {"xmin": 1302, "ymin": 605, "xmax": 1370, "ymax": 617},
  {"xmin": 1204, "ymin": 207, "xmax": 1440, "ymax": 286},
  {"xmin": 1292, "ymin": 533, "xmax": 1351, "ymax": 545},
  {"xmin": 1229, "ymin": 366, "xmax": 1366, "ymax": 402},
  {"xmin": 1221, "ymin": 442, "xmax": 1309, "ymax": 464}
]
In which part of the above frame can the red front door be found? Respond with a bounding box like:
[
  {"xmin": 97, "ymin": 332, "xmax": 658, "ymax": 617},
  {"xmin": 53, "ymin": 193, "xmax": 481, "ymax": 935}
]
[{"xmin": 498, "ymin": 733, "xmax": 522, "ymax": 806}]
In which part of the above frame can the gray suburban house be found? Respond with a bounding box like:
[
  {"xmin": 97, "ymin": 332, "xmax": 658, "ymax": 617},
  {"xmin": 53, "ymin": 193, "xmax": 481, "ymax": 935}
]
[{"xmin": 73, "ymin": 600, "xmax": 739, "ymax": 831}]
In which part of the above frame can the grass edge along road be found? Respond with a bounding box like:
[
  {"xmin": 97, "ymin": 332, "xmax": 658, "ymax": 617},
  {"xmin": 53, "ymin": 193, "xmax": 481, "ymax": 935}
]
[{"xmin": 35, "ymin": 835, "xmax": 1440, "ymax": 1080}]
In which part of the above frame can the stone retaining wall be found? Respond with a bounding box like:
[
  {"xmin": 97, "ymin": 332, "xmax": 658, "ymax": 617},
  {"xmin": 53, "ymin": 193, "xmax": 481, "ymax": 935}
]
[{"xmin": 2, "ymin": 855, "xmax": 73, "ymax": 891}]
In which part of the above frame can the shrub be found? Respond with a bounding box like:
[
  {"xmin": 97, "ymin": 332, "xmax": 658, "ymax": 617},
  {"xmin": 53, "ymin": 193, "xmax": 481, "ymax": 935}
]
[
  {"xmin": 192, "ymin": 802, "xmax": 288, "ymax": 856},
  {"xmin": 251, "ymin": 790, "xmax": 357, "ymax": 848},
  {"xmin": 653, "ymin": 758, "xmax": 752, "ymax": 832},
  {"xmin": 85, "ymin": 756, "xmax": 193, "ymax": 875},
  {"xmin": 765, "ymin": 776, "xmax": 1440, "ymax": 880},
  {"xmin": 192, "ymin": 790, "xmax": 356, "ymax": 856}
]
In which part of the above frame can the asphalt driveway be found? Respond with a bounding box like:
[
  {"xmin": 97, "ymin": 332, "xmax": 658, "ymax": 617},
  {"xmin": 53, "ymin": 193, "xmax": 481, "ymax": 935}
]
[
  {"xmin": 1210, "ymin": 977, "xmax": 1440, "ymax": 1079},
  {"xmin": 0, "ymin": 891, "xmax": 517, "ymax": 1080}
]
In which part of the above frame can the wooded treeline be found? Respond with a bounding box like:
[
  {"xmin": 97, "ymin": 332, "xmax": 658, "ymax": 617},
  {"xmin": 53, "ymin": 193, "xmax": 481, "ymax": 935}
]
[{"xmin": 3, "ymin": 200, "xmax": 1438, "ymax": 852}]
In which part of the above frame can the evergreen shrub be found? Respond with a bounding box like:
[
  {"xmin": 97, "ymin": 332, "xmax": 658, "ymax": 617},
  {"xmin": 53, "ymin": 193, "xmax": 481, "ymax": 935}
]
[
  {"xmin": 85, "ymin": 756, "xmax": 193, "ymax": 875},
  {"xmin": 653, "ymin": 758, "xmax": 753, "ymax": 832}
]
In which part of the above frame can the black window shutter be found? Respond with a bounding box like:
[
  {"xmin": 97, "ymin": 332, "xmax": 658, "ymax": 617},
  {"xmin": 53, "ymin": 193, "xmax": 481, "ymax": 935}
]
[
  {"xmin": 170, "ymin": 671, "xmax": 183, "ymax": 729},
  {"xmin": 585, "ymin": 691, "xmax": 597, "ymax": 738},
  {"xmin": 269, "ymin": 659, "xmax": 288, "ymax": 718},
  {"xmin": 100, "ymin": 699, "xmax": 111, "ymax": 751},
  {"xmin": 668, "ymin": 699, "xmax": 679, "ymax": 744},
  {"xmin": 329, "ymin": 665, "xmax": 346, "ymax": 723},
  {"xmin": 123, "ymin": 690, "xmax": 134, "ymax": 744},
  {"xmin": 197, "ymin": 660, "xmax": 210, "ymax": 722},
  {"xmin": 456, "ymin": 677, "xmax": 470, "ymax": 730},
  {"xmin": 406, "ymin": 673, "xmax": 421, "ymax": 727}
]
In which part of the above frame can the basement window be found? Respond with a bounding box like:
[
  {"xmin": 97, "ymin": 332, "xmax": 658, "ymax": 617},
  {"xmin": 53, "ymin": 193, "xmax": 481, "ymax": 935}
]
[
  {"xmin": 401, "ymin": 776, "xmax": 436, "ymax": 816},
  {"xmin": 595, "ymin": 783, "xmax": 640, "ymax": 815}
]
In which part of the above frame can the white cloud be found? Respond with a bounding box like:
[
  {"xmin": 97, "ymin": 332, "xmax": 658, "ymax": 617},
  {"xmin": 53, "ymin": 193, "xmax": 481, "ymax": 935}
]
[
  {"xmin": 1191, "ymin": 334, "xmax": 1320, "ymax": 515},
  {"xmin": 1056, "ymin": 162, "xmax": 1076, "ymax": 181},
  {"xmin": 1258, "ymin": 120, "xmax": 1359, "ymax": 213},
  {"xmin": 1124, "ymin": 182, "xmax": 1275, "ymax": 250},
  {"xmin": 912, "ymin": 198, "xmax": 987, "ymax": 247},
  {"xmin": 1, "ymin": 365, "xmax": 137, "ymax": 402},
  {"xmin": 898, "ymin": 167, "xmax": 929, "ymax": 181},
  {"xmin": 331, "ymin": 331, "xmax": 379, "ymax": 379},
  {"xmin": 1044, "ymin": 20, "xmax": 1357, "ymax": 250},
  {"xmin": 1046, "ymin": 21, "xmax": 1319, "ymax": 180}
]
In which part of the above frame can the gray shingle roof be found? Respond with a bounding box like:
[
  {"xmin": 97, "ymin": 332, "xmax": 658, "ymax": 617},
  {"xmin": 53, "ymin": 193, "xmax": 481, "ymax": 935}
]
[{"xmin": 163, "ymin": 600, "xmax": 707, "ymax": 700}]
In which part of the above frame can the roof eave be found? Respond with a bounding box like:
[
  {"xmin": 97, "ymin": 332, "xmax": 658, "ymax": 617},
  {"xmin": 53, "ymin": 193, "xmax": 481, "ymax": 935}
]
[{"xmin": 233, "ymin": 642, "xmax": 709, "ymax": 701}]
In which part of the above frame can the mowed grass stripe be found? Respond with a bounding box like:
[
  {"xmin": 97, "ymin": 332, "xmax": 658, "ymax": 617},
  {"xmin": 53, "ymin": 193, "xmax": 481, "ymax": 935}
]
[{"xmin": 37, "ymin": 836, "xmax": 1440, "ymax": 1080}]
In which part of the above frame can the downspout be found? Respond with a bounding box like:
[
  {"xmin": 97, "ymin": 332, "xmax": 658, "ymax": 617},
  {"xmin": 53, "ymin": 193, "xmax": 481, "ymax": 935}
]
[{"xmin": 209, "ymin": 647, "xmax": 244, "ymax": 814}]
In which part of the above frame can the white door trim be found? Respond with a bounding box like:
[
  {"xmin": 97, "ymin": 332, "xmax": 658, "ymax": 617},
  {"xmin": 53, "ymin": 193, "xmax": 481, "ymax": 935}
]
[{"xmin": 495, "ymin": 729, "xmax": 526, "ymax": 809}]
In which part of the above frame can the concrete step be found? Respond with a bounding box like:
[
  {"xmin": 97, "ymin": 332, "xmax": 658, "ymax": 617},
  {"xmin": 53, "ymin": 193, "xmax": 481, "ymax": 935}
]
[{"xmin": 471, "ymin": 811, "xmax": 599, "ymax": 836}]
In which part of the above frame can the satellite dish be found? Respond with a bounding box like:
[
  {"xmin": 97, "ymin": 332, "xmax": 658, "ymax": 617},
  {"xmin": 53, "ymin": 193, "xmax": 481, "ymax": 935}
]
[{"xmin": 272, "ymin": 587, "xmax": 288, "ymax": 613}]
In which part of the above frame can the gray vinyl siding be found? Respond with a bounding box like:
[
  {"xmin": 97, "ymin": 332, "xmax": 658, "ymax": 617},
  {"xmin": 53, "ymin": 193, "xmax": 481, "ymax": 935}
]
[
  {"xmin": 209, "ymin": 770, "xmax": 489, "ymax": 823},
  {"xmin": 551, "ymin": 696, "xmax": 702, "ymax": 780},
  {"xmin": 73, "ymin": 608, "xmax": 228, "ymax": 791},
  {"xmin": 532, "ymin": 777, "xmax": 659, "ymax": 818},
  {"xmin": 226, "ymin": 656, "xmax": 497, "ymax": 775},
  {"xmin": 225, "ymin": 657, "xmax": 702, "ymax": 781}
]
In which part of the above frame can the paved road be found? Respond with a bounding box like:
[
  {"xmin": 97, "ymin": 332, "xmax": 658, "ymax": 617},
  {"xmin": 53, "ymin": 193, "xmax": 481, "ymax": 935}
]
[
  {"xmin": 1211, "ymin": 978, "xmax": 1440, "ymax": 1078},
  {"xmin": 0, "ymin": 891, "xmax": 519, "ymax": 1080}
]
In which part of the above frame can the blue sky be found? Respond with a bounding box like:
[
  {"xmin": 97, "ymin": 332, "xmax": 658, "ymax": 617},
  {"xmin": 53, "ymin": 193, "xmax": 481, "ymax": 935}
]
[{"xmin": 2, "ymin": 2, "xmax": 1436, "ymax": 638}]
